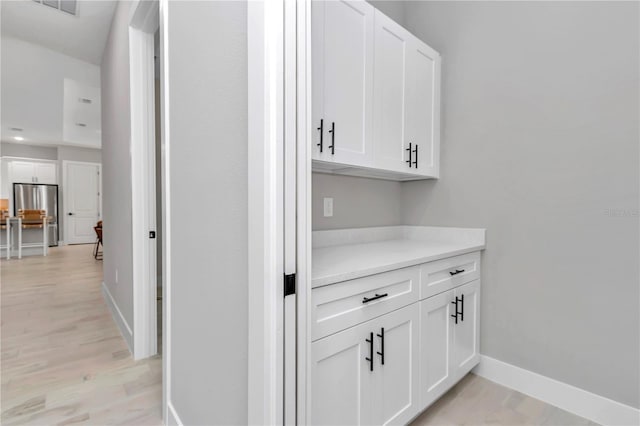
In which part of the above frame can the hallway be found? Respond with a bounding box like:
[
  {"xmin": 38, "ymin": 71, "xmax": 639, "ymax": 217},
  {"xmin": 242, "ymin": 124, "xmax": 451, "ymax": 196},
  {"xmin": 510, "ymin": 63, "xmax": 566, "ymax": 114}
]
[{"xmin": 1, "ymin": 245, "xmax": 162, "ymax": 425}]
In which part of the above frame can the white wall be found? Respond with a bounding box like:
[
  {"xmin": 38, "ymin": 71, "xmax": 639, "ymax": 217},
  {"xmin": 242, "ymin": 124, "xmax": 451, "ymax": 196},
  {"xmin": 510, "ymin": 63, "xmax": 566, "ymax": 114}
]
[
  {"xmin": 100, "ymin": 0, "xmax": 134, "ymax": 350},
  {"xmin": 402, "ymin": 1, "xmax": 639, "ymax": 408},
  {"xmin": 165, "ymin": 1, "xmax": 248, "ymax": 424},
  {"xmin": 0, "ymin": 37, "xmax": 101, "ymax": 147}
]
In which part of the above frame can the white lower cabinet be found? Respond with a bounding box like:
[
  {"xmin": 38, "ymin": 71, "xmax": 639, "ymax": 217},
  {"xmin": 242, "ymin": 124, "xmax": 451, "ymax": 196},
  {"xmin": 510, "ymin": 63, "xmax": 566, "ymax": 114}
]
[
  {"xmin": 311, "ymin": 253, "xmax": 481, "ymax": 425},
  {"xmin": 419, "ymin": 280, "xmax": 481, "ymax": 408},
  {"xmin": 311, "ymin": 303, "xmax": 420, "ymax": 425}
]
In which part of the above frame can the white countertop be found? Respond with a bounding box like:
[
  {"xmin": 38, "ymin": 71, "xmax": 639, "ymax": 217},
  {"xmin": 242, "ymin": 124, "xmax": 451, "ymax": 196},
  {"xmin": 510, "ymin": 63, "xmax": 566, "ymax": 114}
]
[{"xmin": 312, "ymin": 226, "xmax": 485, "ymax": 288}]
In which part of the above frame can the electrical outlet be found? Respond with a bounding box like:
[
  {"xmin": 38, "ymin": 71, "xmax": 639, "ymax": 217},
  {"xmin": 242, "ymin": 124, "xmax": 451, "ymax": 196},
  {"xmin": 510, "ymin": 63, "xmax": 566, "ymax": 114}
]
[{"xmin": 323, "ymin": 197, "xmax": 334, "ymax": 217}]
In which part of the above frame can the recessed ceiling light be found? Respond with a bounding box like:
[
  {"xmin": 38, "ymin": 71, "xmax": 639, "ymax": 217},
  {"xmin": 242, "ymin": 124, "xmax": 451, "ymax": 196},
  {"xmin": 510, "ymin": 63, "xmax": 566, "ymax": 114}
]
[{"xmin": 14, "ymin": 136, "xmax": 24, "ymax": 141}]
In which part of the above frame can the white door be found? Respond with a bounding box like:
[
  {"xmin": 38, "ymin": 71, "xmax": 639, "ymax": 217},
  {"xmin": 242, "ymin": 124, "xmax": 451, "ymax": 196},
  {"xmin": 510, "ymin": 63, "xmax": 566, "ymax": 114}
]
[
  {"xmin": 375, "ymin": 303, "xmax": 420, "ymax": 426},
  {"xmin": 372, "ymin": 10, "xmax": 410, "ymax": 173},
  {"xmin": 9, "ymin": 161, "xmax": 36, "ymax": 183},
  {"xmin": 34, "ymin": 163, "xmax": 58, "ymax": 184},
  {"xmin": 453, "ymin": 280, "xmax": 480, "ymax": 379},
  {"xmin": 312, "ymin": 0, "xmax": 374, "ymax": 166},
  {"xmin": 311, "ymin": 317, "xmax": 376, "ymax": 425},
  {"xmin": 65, "ymin": 162, "xmax": 101, "ymax": 244},
  {"xmin": 405, "ymin": 37, "xmax": 441, "ymax": 177},
  {"xmin": 420, "ymin": 289, "xmax": 455, "ymax": 407}
]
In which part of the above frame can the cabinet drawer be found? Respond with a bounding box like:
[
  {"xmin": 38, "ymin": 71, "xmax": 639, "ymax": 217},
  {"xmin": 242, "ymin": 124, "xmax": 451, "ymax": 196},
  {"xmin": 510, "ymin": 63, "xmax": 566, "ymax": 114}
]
[
  {"xmin": 312, "ymin": 266, "xmax": 420, "ymax": 341},
  {"xmin": 420, "ymin": 252, "xmax": 480, "ymax": 300}
]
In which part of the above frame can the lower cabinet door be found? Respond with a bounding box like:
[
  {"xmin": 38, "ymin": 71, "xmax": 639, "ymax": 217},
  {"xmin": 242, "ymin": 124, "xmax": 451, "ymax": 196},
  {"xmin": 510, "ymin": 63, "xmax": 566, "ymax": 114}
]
[
  {"xmin": 453, "ymin": 280, "xmax": 480, "ymax": 378},
  {"xmin": 311, "ymin": 319, "xmax": 376, "ymax": 425},
  {"xmin": 419, "ymin": 289, "xmax": 455, "ymax": 408},
  {"xmin": 374, "ymin": 303, "xmax": 420, "ymax": 425}
]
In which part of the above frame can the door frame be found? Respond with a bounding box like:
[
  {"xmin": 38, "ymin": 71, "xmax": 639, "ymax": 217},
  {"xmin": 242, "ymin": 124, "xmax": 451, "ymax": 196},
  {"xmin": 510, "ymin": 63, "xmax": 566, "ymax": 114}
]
[
  {"xmin": 61, "ymin": 160, "xmax": 102, "ymax": 245},
  {"xmin": 129, "ymin": 0, "xmax": 160, "ymax": 362},
  {"xmin": 247, "ymin": 1, "xmax": 312, "ymax": 424}
]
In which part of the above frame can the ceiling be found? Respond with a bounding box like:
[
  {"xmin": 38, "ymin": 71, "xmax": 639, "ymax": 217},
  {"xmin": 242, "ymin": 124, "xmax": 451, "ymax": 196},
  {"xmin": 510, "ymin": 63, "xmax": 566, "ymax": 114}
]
[{"xmin": 1, "ymin": 0, "xmax": 117, "ymax": 65}]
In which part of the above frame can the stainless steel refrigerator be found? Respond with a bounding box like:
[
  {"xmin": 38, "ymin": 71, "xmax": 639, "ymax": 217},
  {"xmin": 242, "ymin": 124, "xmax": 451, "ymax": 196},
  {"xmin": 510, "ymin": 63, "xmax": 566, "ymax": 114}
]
[{"xmin": 13, "ymin": 183, "xmax": 59, "ymax": 247}]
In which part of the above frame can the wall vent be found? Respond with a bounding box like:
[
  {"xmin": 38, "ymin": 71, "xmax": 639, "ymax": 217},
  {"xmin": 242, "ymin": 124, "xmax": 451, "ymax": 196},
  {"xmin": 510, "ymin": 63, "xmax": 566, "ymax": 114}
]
[
  {"xmin": 9, "ymin": 127, "xmax": 24, "ymax": 132},
  {"xmin": 33, "ymin": 0, "xmax": 77, "ymax": 16},
  {"xmin": 78, "ymin": 97, "xmax": 92, "ymax": 104}
]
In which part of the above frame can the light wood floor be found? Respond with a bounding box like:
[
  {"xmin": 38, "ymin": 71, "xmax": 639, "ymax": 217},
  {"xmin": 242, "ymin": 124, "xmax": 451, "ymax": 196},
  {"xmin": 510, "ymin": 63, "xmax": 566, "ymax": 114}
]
[
  {"xmin": 412, "ymin": 373, "xmax": 597, "ymax": 426},
  {"xmin": 1, "ymin": 245, "xmax": 162, "ymax": 425}
]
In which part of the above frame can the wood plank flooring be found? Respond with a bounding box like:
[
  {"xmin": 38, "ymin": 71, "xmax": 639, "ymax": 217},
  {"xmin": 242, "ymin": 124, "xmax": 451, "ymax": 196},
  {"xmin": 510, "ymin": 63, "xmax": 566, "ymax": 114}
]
[
  {"xmin": 1, "ymin": 245, "xmax": 162, "ymax": 425},
  {"xmin": 412, "ymin": 373, "xmax": 598, "ymax": 426}
]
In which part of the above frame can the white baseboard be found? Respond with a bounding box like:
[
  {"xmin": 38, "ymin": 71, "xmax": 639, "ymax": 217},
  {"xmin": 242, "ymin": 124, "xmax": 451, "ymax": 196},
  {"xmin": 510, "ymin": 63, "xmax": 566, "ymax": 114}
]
[
  {"xmin": 473, "ymin": 355, "xmax": 640, "ymax": 426},
  {"xmin": 167, "ymin": 401, "xmax": 183, "ymax": 426},
  {"xmin": 101, "ymin": 282, "xmax": 134, "ymax": 353}
]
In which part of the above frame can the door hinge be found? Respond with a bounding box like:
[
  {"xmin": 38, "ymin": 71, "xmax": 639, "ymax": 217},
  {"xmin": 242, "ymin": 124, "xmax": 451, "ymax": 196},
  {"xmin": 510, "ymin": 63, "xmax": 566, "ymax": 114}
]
[
  {"xmin": 284, "ymin": 273, "xmax": 296, "ymax": 297},
  {"xmin": 149, "ymin": 231, "xmax": 156, "ymax": 239}
]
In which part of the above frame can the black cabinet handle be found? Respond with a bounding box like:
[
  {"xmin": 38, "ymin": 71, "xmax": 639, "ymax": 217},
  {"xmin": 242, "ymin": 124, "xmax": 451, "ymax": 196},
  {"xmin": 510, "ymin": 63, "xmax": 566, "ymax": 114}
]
[
  {"xmin": 449, "ymin": 269, "xmax": 465, "ymax": 276},
  {"xmin": 451, "ymin": 299, "xmax": 459, "ymax": 324},
  {"xmin": 328, "ymin": 122, "xmax": 335, "ymax": 155},
  {"xmin": 365, "ymin": 332, "xmax": 374, "ymax": 372},
  {"xmin": 317, "ymin": 119, "xmax": 323, "ymax": 153},
  {"xmin": 376, "ymin": 327, "xmax": 384, "ymax": 365},
  {"xmin": 413, "ymin": 144, "xmax": 418, "ymax": 168},
  {"xmin": 362, "ymin": 293, "xmax": 388, "ymax": 304},
  {"xmin": 451, "ymin": 295, "xmax": 464, "ymax": 324},
  {"xmin": 406, "ymin": 142, "xmax": 412, "ymax": 168}
]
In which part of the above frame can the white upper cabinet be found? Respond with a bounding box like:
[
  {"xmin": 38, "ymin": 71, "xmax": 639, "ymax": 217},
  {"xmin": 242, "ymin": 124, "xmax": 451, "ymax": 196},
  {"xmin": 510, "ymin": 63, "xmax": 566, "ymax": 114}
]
[
  {"xmin": 372, "ymin": 11, "xmax": 410, "ymax": 173},
  {"xmin": 34, "ymin": 163, "xmax": 57, "ymax": 184},
  {"xmin": 405, "ymin": 36, "xmax": 441, "ymax": 178},
  {"xmin": 312, "ymin": 2, "xmax": 441, "ymax": 180},
  {"xmin": 312, "ymin": 0, "xmax": 374, "ymax": 166},
  {"xmin": 8, "ymin": 160, "xmax": 57, "ymax": 184}
]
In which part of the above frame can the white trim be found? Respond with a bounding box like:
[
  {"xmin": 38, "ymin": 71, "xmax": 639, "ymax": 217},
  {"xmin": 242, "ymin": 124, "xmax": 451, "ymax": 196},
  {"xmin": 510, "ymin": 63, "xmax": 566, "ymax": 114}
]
[
  {"xmin": 247, "ymin": 1, "xmax": 285, "ymax": 424},
  {"xmin": 474, "ymin": 355, "xmax": 640, "ymax": 426},
  {"xmin": 0, "ymin": 156, "xmax": 59, "ymax": 164},
  {"xmin": 101, "ymin": 282, "xmax": 133, "ymax": 351},
  {"xmin": 129, "ymin": 0, "xmax": 159, "ymax": 362},
  {"xmin": 61, "ymin": 160, "xmax": 102, "ymax": 245},
  {"xmin": 158, "ymin": 0, "xmax": 171, "ymax": 423},
  {"xmin": 166, "ymin": 402, "xmax": 183, "ymax": 426},
  {"xmin": 296, "ymin": 0, "xmax": 312, "ymax": 424}
]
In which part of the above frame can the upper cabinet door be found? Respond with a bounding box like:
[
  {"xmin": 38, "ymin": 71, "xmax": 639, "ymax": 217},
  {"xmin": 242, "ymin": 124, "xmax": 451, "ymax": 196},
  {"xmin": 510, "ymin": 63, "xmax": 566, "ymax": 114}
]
[
  {"xmin": 312, "ymin": 0, "xmax": 374, "ymax": 166},
  {"xmin": 9, "ymin": 161, "xmax": 36, "ymax": 183},
  {"xmin": 405, "ymin": 38, "xmax": 441, "ymax": 178},
  {"xmin": 34, "ymin": 163, "xmax": 57, "ymax": 184},
  {"xmin": 372, "ymin": 11, "xmax": 410, "ymax": 173}
]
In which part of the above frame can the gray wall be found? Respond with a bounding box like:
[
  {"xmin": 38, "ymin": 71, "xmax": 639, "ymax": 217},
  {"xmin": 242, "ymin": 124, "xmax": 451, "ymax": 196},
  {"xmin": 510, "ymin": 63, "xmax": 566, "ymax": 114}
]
[
  {"xmin": 0, "ymin": 142, "xmax": 57, "ymax": 160},
  {"xmin": 402, "ymin": 1, "xmax": 639, "ymax": 408},
  {"xmin": 166, "ymin": 1, "xmax": 248, "ymax": 424},
  {"xmin": 369, "ymin": 0, "xmax": 405, "ymax": 25},
  {"xmin": 100, "ymin": 0, "xmax": 134, "ymax": 347},
  {"xmin": 313, "ymin": 173, "xmax": 402, "ymax": 230}
]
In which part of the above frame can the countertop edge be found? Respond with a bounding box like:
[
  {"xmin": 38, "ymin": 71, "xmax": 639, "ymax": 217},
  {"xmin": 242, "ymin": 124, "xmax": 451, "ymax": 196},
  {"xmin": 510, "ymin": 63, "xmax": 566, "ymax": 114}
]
[{"xmin": 311, "ymin": 243, "xmax": 485, "ymax": 289}]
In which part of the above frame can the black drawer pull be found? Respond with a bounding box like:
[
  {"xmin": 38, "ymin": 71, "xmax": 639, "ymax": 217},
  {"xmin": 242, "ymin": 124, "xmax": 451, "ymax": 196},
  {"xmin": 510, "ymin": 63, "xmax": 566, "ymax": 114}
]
[
  {"xmin": 451, "ymin": 295, "xmax": 464, "ymax": 324},
  {"xmin": 449, "ymin": 269, "xmax": 465, "ymax": 276},
  {"xmin": 317, "ymin": 119, "xmax": 324, "ymax": 153},
  {"xmin": 362, "ymin": 293, "xmax": 388, "ymax": 304},
  {"xmin": 365, "ymin": 332, "xmax": 374, "ymax": 372},
  {"xmin": 451, "ymin": 299, "xmax": 459, "ymax": 324},
  {"xmin": 406, "ymin": 142, "xmax": 412, "ymax": 167},
  {"xmin": 413, "ymin": 144, "xmax": 418, "ymax": 168},
  {"xmin": 460, "ymin": 293, "xmax": 464, "ymax": 322}
]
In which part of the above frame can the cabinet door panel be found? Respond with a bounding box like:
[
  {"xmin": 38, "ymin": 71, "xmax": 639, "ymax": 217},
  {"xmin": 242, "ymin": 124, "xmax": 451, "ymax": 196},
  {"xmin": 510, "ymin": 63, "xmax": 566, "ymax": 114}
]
[
  {"xmin": 453, "ymin": 280, "xmax": 480, "ymax": 377},
  {"xmin": 406, "ymin": 39, "xmax": 440, "ymax": 177},
  {"xmin": 35, "ymin": 163, "xmax": 57, "ymax": 184},
  {"xmin": 10, "ymin": 161, "xmax": 36, "ymax": 183},
  {"xmin": 376, "ymin": 303, "xmax": 420, "ymax": 426},
  {"xmin": 312, "ymin": 0, "xmax": 374, "ymax": 165},
  {"xmin": 311, "ymin": 319, "xmax": 375, "ymax": 425},
  {"xmin": 420, "ymin": 289, "xmax": 455, "ymax": 407},
  {"xmin": 373, "ymin": 11, "xmax": 408, "ymax": 172}
]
